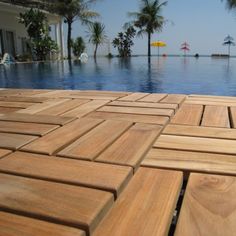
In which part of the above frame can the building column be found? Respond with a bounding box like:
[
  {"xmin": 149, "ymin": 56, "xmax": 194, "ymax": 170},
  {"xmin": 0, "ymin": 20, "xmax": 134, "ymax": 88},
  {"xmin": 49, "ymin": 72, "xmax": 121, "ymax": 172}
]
[{"xmin": 55, "ymin": 19, "xmax": 65, "ymax": 60}]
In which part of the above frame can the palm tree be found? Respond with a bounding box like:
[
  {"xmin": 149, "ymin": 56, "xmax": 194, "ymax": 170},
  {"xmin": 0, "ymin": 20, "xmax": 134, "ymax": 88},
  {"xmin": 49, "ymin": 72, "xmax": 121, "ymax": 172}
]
[
  {"xmin": 223, "ymin": 35, "xmax": 235, "ymax": 56},
  {"xmin": 51, "ymin": 0, "xmax": 98, "ymax": 60},
  {"xmin": 87, "ymin": 22, "xmax": 107, "ymax": 58},
  {"xmin": 128, "ymin": 0, "xmax": 167, "ymax": 57},
  {"xmin": 225, "ymin": 0, "xmax": 236, "ymax": 9}
]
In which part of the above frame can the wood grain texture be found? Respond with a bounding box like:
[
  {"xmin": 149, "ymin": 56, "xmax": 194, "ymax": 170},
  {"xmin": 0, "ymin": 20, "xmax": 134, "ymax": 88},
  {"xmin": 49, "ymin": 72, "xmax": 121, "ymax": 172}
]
[
  {"xmin": 21, "ymin": 118, "xmax": 103, "ymax": 155},
  {"xmin": 0, "ymin": 173, "xmax": 114, "ymax": 234},
  {"xmin": 0, "ymin": 96, "xmax": 49, "ymax": 103},
  {"xmin": 142, "ymin": 148, "xmax": 236, "ymax": 175},
  {"xmin": 96, "ymin": 123, "xmax": 162, "ymax": 170},
  {"xmin": 163, "ymin": 124, "xmax": 236, "ymax": 140},
  {"xmin": 108, "ymin": 101, "xmax": 178, "ymax": 110},
  {"xmin": 93, "ymin": 168, "xmax": 182, "ymax": 236},
  {"xmin": 0, "ymin": 107, "xmax": 20, "ymax": 114},
  {"xmin": 175, "ymin": 173, "xmax": 236, "ymax": 236},
  {"xmin": 171, "ymin": 104, "xmax": 203, "ymax": 126},
  {"xmin": 62, "ymin": 100, "xmax": 109, "ymax": 117},
  {"xmin": 0, "ymin": 151, "xmax": 132, "ymax": 197},
  {"xmin": 0, "ymin": 101, "xmax": 35, "ymax": 108},
  {"xmin": 98, "ymin": 106, "xmax": 174, "ymax": 117},
  {"xmin": 0, "ymin": 149, "xmax": 11, "ymax": 158},
  {"xmin": 0, "ymin": 211, "xmax": 85, "ymax": 236},
  {"xmin": 118, "ymin": 92, "xmax": 149, "ymax": 101},
  {"xmin": 201, "ymin": 105, "xmax": 230, "ymax": 128},
  {"xmin": 185, "ymin": 99, "xmax": 236, "ymax": 107},
  {"xmin": 0, "ymin": 113, "xmax": 75, "ymax": 125},
  {"xmin": 0, "ymin": 133, "xmax": 37, "ymax": 150},
  {"xmin": 87, "ymin": 111, "xmax": 169, "ymax": 125},
  {"xmin": 160, "ymin": 94, "xmax": 186, "ymax": 104},
  {"xmin": 154, "ymin": 135, "xmax": 236, "ymax": 155},
  {"xmin": 36, "ymin": 99, "xmax": 90, "ymax": 116},
  {"xmin": 0, "ymin": 120, "xmax": 59, "ymax": 136},
  {"xmin": 58, "ymin": 120, "xmax": 133, "ymax": 160},
  {"xmin": 138, "ymin": 93, "xmax": 167, "ymax": 102}
]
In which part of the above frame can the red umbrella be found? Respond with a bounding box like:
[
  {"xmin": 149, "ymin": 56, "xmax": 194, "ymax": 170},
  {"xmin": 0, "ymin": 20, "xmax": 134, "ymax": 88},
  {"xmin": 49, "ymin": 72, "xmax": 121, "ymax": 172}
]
[{"xmin": 180, "ymin": 42, "xmax": 190, "ymax": 56}]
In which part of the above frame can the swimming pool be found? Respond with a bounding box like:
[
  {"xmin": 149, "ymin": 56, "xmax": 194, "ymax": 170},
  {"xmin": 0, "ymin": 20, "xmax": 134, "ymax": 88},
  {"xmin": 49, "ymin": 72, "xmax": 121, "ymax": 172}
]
[{"xmin": 0, "ymin": 56, "xmax": 236, "ymax": 96}]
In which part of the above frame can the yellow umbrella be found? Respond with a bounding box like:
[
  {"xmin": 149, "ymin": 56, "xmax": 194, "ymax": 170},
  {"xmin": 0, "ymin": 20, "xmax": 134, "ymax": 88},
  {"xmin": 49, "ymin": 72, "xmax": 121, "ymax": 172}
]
[{"xmin": 151, "ymin": 41, "xmax": 167, "ymax": 56}]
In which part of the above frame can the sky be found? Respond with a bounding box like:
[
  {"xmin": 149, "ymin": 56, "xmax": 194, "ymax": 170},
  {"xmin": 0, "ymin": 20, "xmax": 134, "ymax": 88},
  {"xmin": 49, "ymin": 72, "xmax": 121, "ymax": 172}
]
[{"xmin": 67, "ymin": 0, "xmax": 236, "ymax": 56}]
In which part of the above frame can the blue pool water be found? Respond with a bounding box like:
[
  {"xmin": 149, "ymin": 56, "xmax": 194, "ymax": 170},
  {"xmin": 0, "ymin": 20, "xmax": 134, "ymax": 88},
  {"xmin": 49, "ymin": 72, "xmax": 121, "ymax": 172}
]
[{"xmin": 1, "ymin": 56, "xmax": 236, "ymax": 95}]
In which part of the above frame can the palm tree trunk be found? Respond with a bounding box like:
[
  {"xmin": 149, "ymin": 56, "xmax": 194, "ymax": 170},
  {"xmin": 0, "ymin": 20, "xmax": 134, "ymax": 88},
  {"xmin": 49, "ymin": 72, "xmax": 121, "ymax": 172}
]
[
  {"xmin": 67, "ymin": 20, "xmax": 72, "ymax": 60},
  {"xmin": 148, "ymin": 33, "xmax": 151, "ymax": 57},
  {"xmin": 228, "ymin": 44, "xmax": 230, "ymax": 57},
  {"xmin": 94, "ymin": 44, "xmax": 98, "ymax": 58}
]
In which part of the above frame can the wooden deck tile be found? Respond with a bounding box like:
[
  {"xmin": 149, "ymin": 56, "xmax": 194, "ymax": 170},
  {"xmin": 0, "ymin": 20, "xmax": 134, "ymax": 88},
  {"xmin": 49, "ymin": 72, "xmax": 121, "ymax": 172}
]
[
  {"xmin": 21, "ymin": 118, "xmax": 103, "ymax": 155},
  {"xmin": 160, "ymin": 94, "xmax": 186, "ymax": 104},
  {"xmin": 98, "ymin": 106, "xmax": 174, "ymax": 117},
  {"xmin": 93, "ymin": 168, "xmax": 182, "ymax": 236},
  {"xmin": 0, "ymin": 107, "xmax": 20, "ymax": 114},
  {"xmin": 0, "ymin": 96, "xmax": 49, "ymax": 103},
  {"xmin": 0, "ymin": 173, "xmax": 114, "ymax": 235},
  {"xmin": 138, "ymin": 93, "xmax": 167, "ymax": 102},
  {"xmin": 17, "ymin": 99, "xmax": 70, "ymax": 114},
  {"xmin": 201, "ymin": 105, "xmax": 230, "ymax": 128},
  {"xmin": 118, "ymin": 92, "xmax": 149, "ymax": 101},
  {"xmin": 0, "ymin": 113, "xmax": 75, "ymax": 125},
  {"xmin": 96, "ymin": 123, "xmax": 162, "ymax": 170},
  {"xmin": 185, "ymin": 98, "xmax": 236, "ymax": 106},
  {"xmin": 0, "ymin": 101, "xmax": 35, "ymax": 108},
  {"xmin": 175, "ymin": 173, "xmax": 236, "ymax": 236},
  {"xmin": 0, "ymin": 149, "xmax": 11, "ymax": 158},
  {"xmin": 0, "ymin": 133, "xmax": 37, "ymax": 150},
  {"xmin": 36, "ymin": 99, "xmax": 90, "ymax": 116},
  {"xmin": 0, "ymin": 121, "xmax": 59, "ymax": 136},
  {"xmin": 163, "ymin": 124, "xmax": 236, "ymax": 140},
  {"xmin": 108, "ymin": 101, "xmax": 178, "ymax": 110},
  {"xmin": 87, "ymin": 111, "xmax": 169, "ymax": 125},
  {"xmin": 58, "ymin": 120, "xmax": 133, "ymax": 160},
  {"xmin": 62, "ymin": 100, "xmax": 109, "ymax": 117},
  {"xmin": 0, "ymin": 211, "xmax": 85, "ymax": 236},
  {"xmin": 0, "ymin": 151, "xmax": 132, "ymax": 197},
  {"xmin": 154, "ymin": 135, "xmax": 236, "ymax": 155},
  {"xmin": 142, "ymin": 148, "xmax": 236, "ymax": 176},
  {"xmin": 170, "ymin": 104, "xmax": 203, "ymax": 126},
  {"xmin": 229, "ymin": 107, "xmax": 236, "ymax": 128}
]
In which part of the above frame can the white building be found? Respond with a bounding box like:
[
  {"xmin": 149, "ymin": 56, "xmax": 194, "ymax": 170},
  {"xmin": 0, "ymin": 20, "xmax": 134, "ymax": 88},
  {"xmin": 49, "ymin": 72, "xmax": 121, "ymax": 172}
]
[{"xmin": 0, "ymin": 1, "xmax": 65, "ymax": 60}]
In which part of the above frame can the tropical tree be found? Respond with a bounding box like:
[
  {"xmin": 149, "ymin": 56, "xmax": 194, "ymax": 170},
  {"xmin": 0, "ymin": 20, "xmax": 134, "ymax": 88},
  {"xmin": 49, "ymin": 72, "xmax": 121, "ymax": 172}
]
[
  {"xmin": 223, "ymin": 35, "xmax": 235, "ymax": 56},
  {"xmin": 72, "ymin": 37, "xmax": 86, "ymax": 58},
  {"xmin": 51, "ymin": 0, "xmax": 99, "ymax": 60},
  {"xmin": 112, "ymin": 27, "xmax": 136, "ymax": 57},
  {"xmin": 225, "ymin": 0, "xmax": 236, "ymax": 9},
  {"xmin": 87, "ymin": 22, "xmax": 106, "ymax": 58},
  {"xmin": 128, "ymin": 0, "xmax": 167, "ymax": 57}
]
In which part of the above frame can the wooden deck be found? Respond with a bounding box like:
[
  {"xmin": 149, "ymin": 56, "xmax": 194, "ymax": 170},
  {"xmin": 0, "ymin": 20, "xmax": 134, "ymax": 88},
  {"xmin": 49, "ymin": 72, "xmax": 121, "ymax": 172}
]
[{"xmin": 0, "ymin": 89, "xmax": 236, "ymax": 236}]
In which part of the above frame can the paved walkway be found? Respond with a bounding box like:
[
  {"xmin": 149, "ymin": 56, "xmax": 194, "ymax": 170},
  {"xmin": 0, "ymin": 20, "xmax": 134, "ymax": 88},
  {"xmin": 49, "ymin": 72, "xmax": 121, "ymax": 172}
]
[{"xmin": 0, "ymin": 89, "xmax": 235, "ymax": 236}]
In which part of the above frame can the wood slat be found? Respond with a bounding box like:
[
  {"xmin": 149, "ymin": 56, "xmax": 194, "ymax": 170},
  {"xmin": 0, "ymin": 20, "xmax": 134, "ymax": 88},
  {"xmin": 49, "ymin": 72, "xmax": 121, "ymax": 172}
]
[
  {"xmin": 87, "ymin": 111, "xmax": 169, "ymax": 125},
  {"xmin": 175, "ymin": 173, "xmax": 236, "ymax": 236},
  {"xmin": 0, "ymin": 107, "xmax": 20, "ymax": 114},
  {"xmin": 0, "ymin": 133, "xmax": 37, "ymax": 150},
  {"xmin": 70, "ymin": 90, "xmax": 129, "ymax": 97},
  {"xmin": 0, "ymin": 120, "xmax": 59, "ymax": 136},
  {"xmin": 0, "ymin": 149, "xmax": 11, "ymax": 158},
  {"xmin": 62, "ymin": 100, "xmax": 109, "ymax": 117},
  {"xmin": 0, "ymin": 101, "xmax": 35, "ymax": 108},
  {"xmin": 108, "ymin": 101, "xmax": 178, "ymax": 110},
  {"xmin": 171, "ymin": 104, "xmax": 203, "ymax": 126},
  {"xmin": 118, "ymin": 92, "xmax": 149, "ymax": 101},
  {"xmin": 0, "ymin": 173, "xmax": 114, "ymax": 235},
  {"xmin": 185, "ymin": 99, "xmax": 236, "ymax": 107},
  {"xmin": 58, "ymin": 120, "xmax": 133, "ymax": 160},
  {"xmin": 230, "ymin": 107, "xmax": 236, "ymax": 128},
  {"xmin": 142, "ymin": 148, "xmax": 236, "ymax": 176},
  {"xmin": 17, "ymin": 99, "xmax": 70, "ymax": 114},
  {"xmin": 201, "ymin": 105, "xmax": 230, "ymax": 128},
  {"xmin": 0, "ymin": 211, "xmax": 85, "ymax": 236},
  {"xmin": 98, "ymin": 106, "xmax": 174, "ymax": 117},
  {"xmin": 138, "ymin": 93, "xmax": 167, "ymax": 102},
  {"xmin": 164, "ymin": 124, "xmax": 236, "ymax": 140},
  {"xmin": 21, "ymin": 118, "xmax": 103, "ymax": 155},
  {"xmin": 0, "ymin": 113, "xmax": 75, "ymax": 125},
  {"xmin": 93, "ymin": 168, "xmax": 182, "ymax": 236},
  {"xmin": 0, "ymin": 151, "xmax": 132, "ymax": 197},
  {"xmin": 36, "ymin": 99, "xmax": 90, "ymax": 116},
  {"xmin": 187, "ymin": 96, "xmax": 236, "ymax": 103},
  {"xmin": 0, "ymin": 96, "xmax": 49, "ymax": 103},
  {"xmin": 160, "ymin": 94, "xmax": 186, "ymax": 104},
  {"xmin": 154, "ymin": 135, "xmax": 236, "ymax": 155},
  {"xmin": 190, "ymin": 94, "xmax": 236, "ymax": 101},
  {"xmin": 96, "ymin": 123, "xmax": 162, "ymax": 170}
]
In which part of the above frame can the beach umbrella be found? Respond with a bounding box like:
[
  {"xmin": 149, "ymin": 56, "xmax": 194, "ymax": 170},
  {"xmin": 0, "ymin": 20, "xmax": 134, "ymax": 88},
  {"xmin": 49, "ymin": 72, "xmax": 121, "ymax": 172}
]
[
  {"xmin": 180, "ymin": 42, "xmax": 190, "ymax": 56},
  {"xmin": 151, "ymin": 41, "xmax": 167, "ymax": 56},
  {"xmin": 223, "ymin": 35, "xmax": 235, "ymax": 57}
]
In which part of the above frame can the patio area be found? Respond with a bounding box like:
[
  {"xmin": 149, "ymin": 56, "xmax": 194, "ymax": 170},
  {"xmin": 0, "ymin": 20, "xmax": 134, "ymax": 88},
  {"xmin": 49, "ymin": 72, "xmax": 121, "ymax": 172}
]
[{"xmin": 0, "ymin": 88, "xmax": 235, "ymax": 236}]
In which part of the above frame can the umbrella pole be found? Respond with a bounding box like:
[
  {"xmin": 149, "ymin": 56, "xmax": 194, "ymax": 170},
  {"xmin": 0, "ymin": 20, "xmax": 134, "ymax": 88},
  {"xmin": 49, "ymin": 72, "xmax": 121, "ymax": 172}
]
[{"xmin": 158, "ymin": 47, "xmax": 160, "ymax": 57}]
